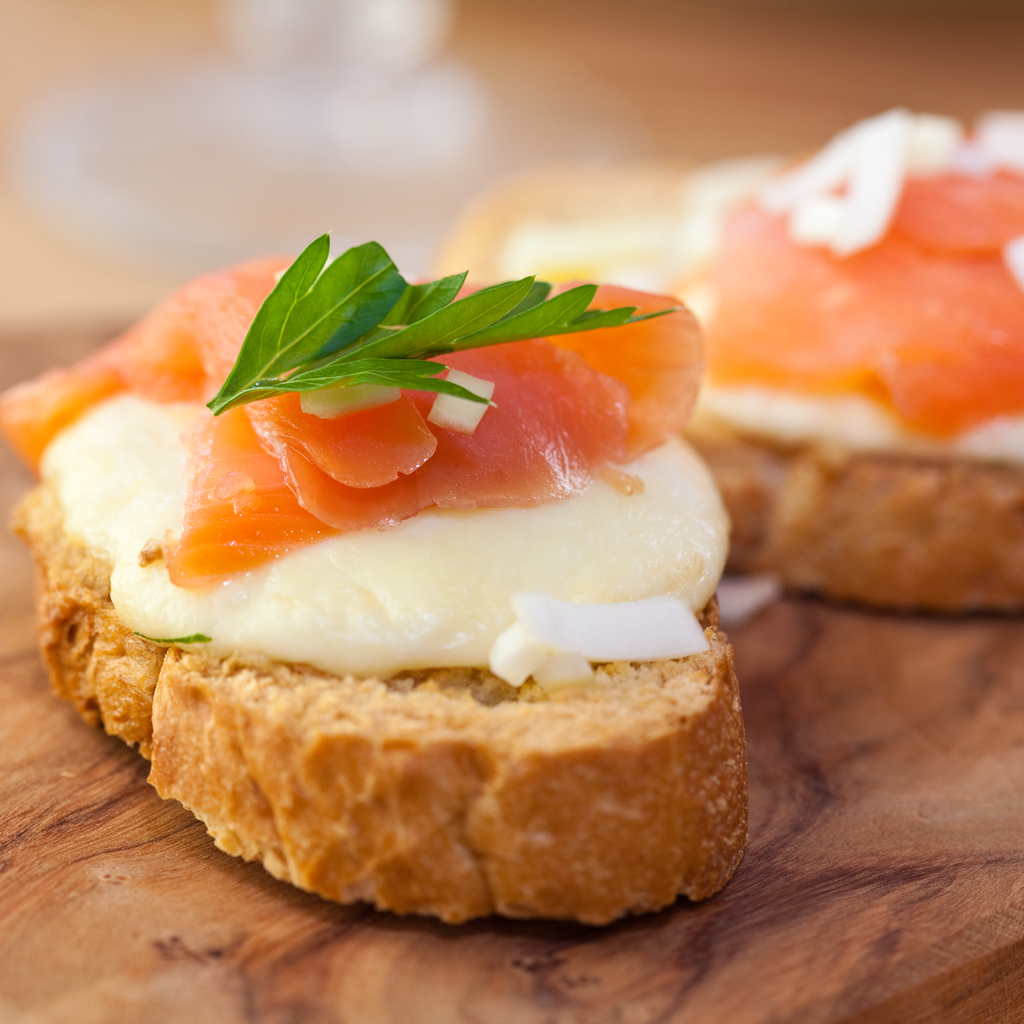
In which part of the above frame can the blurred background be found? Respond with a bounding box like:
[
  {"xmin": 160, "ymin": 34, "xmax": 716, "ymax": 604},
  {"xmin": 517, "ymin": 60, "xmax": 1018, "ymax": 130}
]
[{"xmin": 1, "ymin": 0, "xmax": 1023, "ymax": 334}]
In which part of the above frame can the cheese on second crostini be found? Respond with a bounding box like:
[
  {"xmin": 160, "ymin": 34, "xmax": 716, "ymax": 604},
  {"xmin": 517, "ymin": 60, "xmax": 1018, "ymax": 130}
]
[
  {"xmin": 696, "ymin": 385, "xmax": 1024, "ymax": 466},
  {"xmin": 42, "ymin": 395, "xmax": 728, "ymax": 682}
]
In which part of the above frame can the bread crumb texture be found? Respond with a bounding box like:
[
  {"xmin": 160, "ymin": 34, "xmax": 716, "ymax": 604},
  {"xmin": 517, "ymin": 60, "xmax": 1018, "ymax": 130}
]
[
  {"xmin": 689, "ymin": 430, "xmax": 1024, "ymax": 612},
  {"xmin": 13, "ymin": 482, "xmax": 747, "ymax": 924}
]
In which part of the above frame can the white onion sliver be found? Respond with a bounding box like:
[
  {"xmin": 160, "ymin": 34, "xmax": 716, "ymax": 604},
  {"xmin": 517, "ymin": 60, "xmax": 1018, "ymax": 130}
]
[
  {"xmin": 905, "ymin": 114, "xmax": 963, "ymax": 175},
  {"xmin": 832, "ymin": 108, "xmax": 911, "ymax": 257},
  {"xmin": 716, "ymin": 574, "xmax": 783, "ymax": 628},
  {"xmin": 511, "ymin": 592, "xmax": 709, "ymax": 663},
  {"xmin": 977, "ymin": 111, "xmax": 1024, "ymax": 173},
  {"xmin": 488, "ymin": 623, "xmax": 550, "ymax": 688},
  {"xmin": 1005, "ymin": 236, "xmax": 1024, "ymax": 294},
  {"xmin": 759, "ymin": 108, "xmax": 913, "ymax": 259},
  {"xmin": 759, "ymin": 125, "xmax": 858, "ymax": 214},
  {"xmin": 299, "ymin": 383, "xmax": 401, "ymax": 419},
  {"xmin": 532, "ymin": 652, "xmax": 595, "ymax": 691},
  {"xmin": 789, "ymin": 194, "xmax": 847, "ymax": 246},
  {"xmin": 427, "ymin": 369, "xmax": 494, "ymax": 434}
]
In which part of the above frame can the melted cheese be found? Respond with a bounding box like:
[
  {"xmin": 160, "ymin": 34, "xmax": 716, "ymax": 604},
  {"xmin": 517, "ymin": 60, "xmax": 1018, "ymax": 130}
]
[
  {"xmin": 697, "ymin": 385, "xmax": 1024, "ymax": 465},
  {"xmin": 42, "ymin": 396, "xmax": 728, "ymax": 679}
]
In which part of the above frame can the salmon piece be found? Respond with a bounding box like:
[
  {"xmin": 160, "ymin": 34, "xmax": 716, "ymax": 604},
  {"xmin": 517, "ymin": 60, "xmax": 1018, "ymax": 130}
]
[
  {"xmin": 246, "ymin": 392, "xmax": 437, "ymax": 489},
  {"xmin": 112, "ymin": 258, "xmax": 286, "ymax": 401},
  {"xmin": 0, "ymin": 257, "xmax": 285, "ymax": 474},
  {"xmin": 165, "ymin": 406, "xmax": 335, "ymax": 587},
  {"xmin": 276, "ymin": 446, "xmax": 427, "ymax": 532},
  {"xmin": 4, "ymin": 256, "xmax": 686, "ymax": 584},
  {"xmin": 548, "ymin": 285, "xmax": 703, "ymax": 455},
  {"xmin": 707, "ymin": 202, "xmax": 1024, "ymax": 435},
  {"xmin": 168, "ymin": 339, "xmax": 629, "ymax": 584},
  {"xmin": 407, "ymin": 340, "xmax": 630, "ymax": 509},
  {"xmin": 892, "ymin": 172, "xmax": 1024, "ymax": 255},
  {"xmin": 0, "ymin": 359, "xmax": 123, "ymax": 473}
]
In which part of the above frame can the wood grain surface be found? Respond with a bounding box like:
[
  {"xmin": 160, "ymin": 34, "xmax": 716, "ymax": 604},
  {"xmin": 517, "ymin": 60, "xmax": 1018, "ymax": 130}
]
[{"xmin": 3, "ymin": 331, "xmax": 1024, "ymax": 1023}]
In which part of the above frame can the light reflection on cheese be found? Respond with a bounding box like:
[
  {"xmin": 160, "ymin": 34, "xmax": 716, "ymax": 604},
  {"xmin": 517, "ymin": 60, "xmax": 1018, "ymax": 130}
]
[{"xmin": 43, "ymin": 395, "xmax": 728, "ymax": 680}]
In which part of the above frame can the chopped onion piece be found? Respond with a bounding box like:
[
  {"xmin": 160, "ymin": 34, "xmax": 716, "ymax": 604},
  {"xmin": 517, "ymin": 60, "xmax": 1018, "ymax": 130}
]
[
  {"xmin": 977, "ymin": 111, "xmax": 1024, "ymax": 173},
  {"xmin": 906, "ymin": 114, "xmax": 963, "ymax": 175},
  {"xmin": 716, "ymin": 574, "xmax": 783, "ymax": 627},
  {"xmin": 488, "ymin": 623, "xmax": 550, "ymax": 688},
  {"xmin": 789, "ymin": 194, "xmax": 847, "ymax": 246},
  {"xmin": 512, "ymin": 592, "xmax": 709, "ymax": 662},
  {"xmin": 1005, "ymin": 236, "xmax": 1024, "ymax": 294},
  {"xmin": 760, "ymin": 109, "xmax": 918, "ymax": 258},
  {"xmin": 760, "ymin": 125, "xmax": 859, "ymax": 215},
  {"xmin": 533, "ymin": 652, "xmax": 595, "ymax": 693},
  {"xmin": 950, "ymin": 141, "xmax": 995, "ymax": 177},
  {"xmin": 427, "ymin": 369, "xmax": 495, "ymax": 434},
  {"xmin": 299, "ymin": 383, "xmax": 401, "ymax": 419},
  {"xmin": 832, "ymin": 108, "xmax": 911, "ymax": 257},
  {"xmin": 488, "ymin": 594, "xmax": 709, "ymax": 688}
]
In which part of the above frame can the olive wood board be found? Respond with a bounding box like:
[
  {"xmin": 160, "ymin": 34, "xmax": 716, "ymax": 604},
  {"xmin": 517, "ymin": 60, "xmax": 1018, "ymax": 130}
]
[{"xmin": 2, "ymin": 328, "xmax": 1024, "ymax": 1024}]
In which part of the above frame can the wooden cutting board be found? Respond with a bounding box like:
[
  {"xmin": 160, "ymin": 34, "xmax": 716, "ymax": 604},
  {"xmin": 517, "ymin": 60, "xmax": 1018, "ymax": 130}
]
[{"xmin": 2, "ymin": 330, "xmax": 1024, "ymax": 1024}]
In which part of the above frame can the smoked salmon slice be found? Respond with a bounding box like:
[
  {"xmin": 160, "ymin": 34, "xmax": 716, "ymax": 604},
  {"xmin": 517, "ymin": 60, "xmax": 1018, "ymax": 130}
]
[
  {"xmin": 168, "ymin": 339, "xmax": 629, "ymax": 583},
  {"xmin": 408, "ymin": 340, "xmax": 630, "ymax": 509},
  {"xmin": 165, "ymin": 406, "xmax": 336, "ymax": 587},
  {"xmin": 892, "ymin": 172, "xmax": 1024, "ymax": 255},
  {"xmin": 246, "ymin": 392, "xmax": 437, "ymax": 490},
  {"xmin": 0, "ymin": 257, "xmax": 285, "ymax": 474},
  {"xmin": 548, "ymin": 285, "xmax": 703, "ymax": 456},
  {"xmin": 707, "ymin": 201, "xmax": 1024, "ymax": 436},
  {"xmin": 0, "ymin": 359, "xmax": 123, "ymax": 471},
  {"xmin": 1, "ymin": 254, "xmax": 696, "ymax": 586}
]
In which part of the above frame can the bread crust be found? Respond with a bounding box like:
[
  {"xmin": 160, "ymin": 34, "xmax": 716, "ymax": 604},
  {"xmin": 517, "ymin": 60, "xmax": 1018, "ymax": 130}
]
[
  {"xmin": 689, "ymin": 429, "xmax": 1024, "ymax": 612},
  {"xmin": 13, "ymin": 482, "xmax": 747, "ymax": 924}
]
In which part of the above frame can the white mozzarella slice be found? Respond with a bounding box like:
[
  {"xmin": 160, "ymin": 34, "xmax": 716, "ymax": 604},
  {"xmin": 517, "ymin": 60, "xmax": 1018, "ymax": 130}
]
[{"xmin": 46, "ymin": 398, "xmax": 728, "ymax": 681}]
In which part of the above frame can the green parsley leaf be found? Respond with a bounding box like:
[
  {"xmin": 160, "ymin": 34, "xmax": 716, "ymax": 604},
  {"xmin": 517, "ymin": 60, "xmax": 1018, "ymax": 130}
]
[
  {"xmin": 207, "ymin": 236, "xmax": 679, "ymax": 416},
  {"xmin": 379, "ymin": 272, "xmax": 468, "ymax": 326},
  {"xmin": 209, "ymin": 239, "xmax": 405, "ymax": 413},
  {"xmin": 347, "ymin": 277, "xmax": 536, "ymax": 361},
  {"xmin": 220, "ymin": 358, "xmax": 488, "ymax": 409},
  {"xmin": 133, "ymin": 632, "xmax": 212, "ymax": 645}
]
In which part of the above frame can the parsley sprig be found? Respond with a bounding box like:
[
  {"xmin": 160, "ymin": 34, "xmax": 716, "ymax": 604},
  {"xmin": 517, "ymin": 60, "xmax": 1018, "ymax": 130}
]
[
  {"xmin": 208, "ymin": 235, "xmax": 676, "ymax": 415},
  {"xmin": 133, "ymin": 632, "xmax": 212, "ymax": 645}
]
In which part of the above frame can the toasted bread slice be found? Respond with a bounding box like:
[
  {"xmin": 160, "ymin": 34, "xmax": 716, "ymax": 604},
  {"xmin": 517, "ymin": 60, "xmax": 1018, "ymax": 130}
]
[
  {"xmin": 689, "ymin": 426, "xmax": 1024, "ymax": 613},
  {"xmin": 13, "ymin": 482, "xmax": 747, "ymax": 924}
]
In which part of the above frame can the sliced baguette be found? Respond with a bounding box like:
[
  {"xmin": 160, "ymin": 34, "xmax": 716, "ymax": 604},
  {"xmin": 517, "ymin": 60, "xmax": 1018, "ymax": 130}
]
[
  {"xmin": 689, "ymin": 426, "xmax": 1024, "ymax": 613},
  {"xmin": 13, "ymin": 482, "xmax": 747, "ymax": 924}
]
